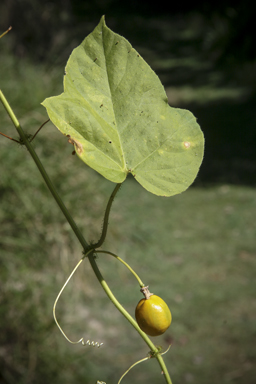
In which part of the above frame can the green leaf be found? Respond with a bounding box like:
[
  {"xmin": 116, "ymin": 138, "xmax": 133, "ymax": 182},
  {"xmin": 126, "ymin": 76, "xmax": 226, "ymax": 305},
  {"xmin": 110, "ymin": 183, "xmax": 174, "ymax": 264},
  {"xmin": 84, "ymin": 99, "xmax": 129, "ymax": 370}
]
[{"xmin": 42, "ymin": 16, "xmax": 204, "ymax": 196}]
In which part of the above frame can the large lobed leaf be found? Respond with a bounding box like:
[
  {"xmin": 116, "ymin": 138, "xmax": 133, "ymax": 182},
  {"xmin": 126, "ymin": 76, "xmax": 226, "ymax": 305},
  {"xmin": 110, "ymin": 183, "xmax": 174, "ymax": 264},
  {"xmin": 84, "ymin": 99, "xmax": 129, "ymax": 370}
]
[{"xmin": 42, "ymin": 16, "xmax": 204, "ymax": 196}]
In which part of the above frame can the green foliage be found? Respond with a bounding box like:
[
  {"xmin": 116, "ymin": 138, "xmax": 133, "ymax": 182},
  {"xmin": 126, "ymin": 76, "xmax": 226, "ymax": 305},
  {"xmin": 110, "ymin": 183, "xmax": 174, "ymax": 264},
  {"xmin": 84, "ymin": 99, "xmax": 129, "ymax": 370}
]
[
  {"xmin": 0, "ymin": 56, "xmax": 255, "ymax": 382},
  {"xmin": 2, "ymin": 13, "xmax": 255, "ymax": 384},
  {"xmin": 42, "ymin": 17, "xmax": 204, "ymax": 196}
]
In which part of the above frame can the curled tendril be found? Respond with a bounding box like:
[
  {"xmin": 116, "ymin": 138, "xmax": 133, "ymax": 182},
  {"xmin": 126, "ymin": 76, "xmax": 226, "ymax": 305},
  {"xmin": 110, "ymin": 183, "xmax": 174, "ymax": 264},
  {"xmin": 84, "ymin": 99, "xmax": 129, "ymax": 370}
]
[
  {"xmin": 118, "ymin": 345, "xmax": 171, "ymax": 384},
  {"xmin": 53, "ymin": 251, "xmax": 103, "ymax": 348},
  {"xmin": 84, "ymin": 340, "xmax": 104, "ymax": 348},
  {"xmin": 58, "ymin": 246, "xmax": 143, "ymax": 349}
]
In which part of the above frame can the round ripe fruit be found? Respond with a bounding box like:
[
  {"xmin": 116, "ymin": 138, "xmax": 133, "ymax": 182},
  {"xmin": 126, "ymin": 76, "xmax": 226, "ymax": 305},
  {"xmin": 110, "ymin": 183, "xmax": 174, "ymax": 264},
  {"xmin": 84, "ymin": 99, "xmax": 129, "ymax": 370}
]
[{"xmin": 135, "ymin": 295, "xmax": 172, "ymax": 336}]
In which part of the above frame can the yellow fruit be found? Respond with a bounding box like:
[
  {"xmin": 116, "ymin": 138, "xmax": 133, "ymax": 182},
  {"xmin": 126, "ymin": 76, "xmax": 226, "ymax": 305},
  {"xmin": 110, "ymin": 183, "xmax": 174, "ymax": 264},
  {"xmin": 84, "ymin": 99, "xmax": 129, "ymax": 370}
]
[{"xmin": 135, "ymin": 294, "xmax": 172, "ymax": 336}]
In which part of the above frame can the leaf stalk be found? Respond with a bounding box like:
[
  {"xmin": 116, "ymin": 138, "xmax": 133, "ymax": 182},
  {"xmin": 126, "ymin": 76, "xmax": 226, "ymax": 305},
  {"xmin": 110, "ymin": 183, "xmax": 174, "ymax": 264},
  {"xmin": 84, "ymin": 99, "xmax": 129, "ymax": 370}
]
[{"xmin": 92, "ymin": 183, "xmax": 122, "ymax": 249}]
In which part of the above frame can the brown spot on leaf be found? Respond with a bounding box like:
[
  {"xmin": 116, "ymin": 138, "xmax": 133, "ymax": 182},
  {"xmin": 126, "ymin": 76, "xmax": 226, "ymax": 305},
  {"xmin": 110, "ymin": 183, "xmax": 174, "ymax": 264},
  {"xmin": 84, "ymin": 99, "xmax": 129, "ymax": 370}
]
[
  {"xmin": 67, "ymin": 135, "xmax": 83, "ymax": 154},
  {"xmin": 183, "ymin": 141, "xmax": 191, "ymax": 149}
]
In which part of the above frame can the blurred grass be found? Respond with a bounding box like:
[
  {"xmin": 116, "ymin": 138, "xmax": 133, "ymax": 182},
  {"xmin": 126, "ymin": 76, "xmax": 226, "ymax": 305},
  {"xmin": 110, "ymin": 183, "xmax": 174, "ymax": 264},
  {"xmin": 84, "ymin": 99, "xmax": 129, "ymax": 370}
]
[{"xmin": 1, "ymin": 41, "xmax": 256, "ymax": 384}]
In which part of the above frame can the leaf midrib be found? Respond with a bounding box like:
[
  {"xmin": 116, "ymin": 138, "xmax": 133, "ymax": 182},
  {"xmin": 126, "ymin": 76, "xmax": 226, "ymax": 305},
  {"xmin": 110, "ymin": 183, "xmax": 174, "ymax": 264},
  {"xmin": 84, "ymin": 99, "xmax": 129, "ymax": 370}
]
[{"xmin": 100, "ymin": 25, "xmax": 127, "ymax": 173}]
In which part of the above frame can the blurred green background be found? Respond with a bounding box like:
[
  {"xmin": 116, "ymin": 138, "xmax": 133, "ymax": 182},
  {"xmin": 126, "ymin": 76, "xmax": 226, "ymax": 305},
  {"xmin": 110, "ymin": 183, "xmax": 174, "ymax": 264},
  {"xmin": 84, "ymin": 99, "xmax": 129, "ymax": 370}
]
[{"xmin": 0, "ymin": 1, "xmax": 256, "ymax": 383}]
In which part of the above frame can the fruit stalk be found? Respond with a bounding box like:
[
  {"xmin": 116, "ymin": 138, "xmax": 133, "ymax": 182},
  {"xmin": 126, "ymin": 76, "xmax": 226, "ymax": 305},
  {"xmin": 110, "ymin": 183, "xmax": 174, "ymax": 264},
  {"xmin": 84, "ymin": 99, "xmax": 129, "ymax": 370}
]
[{"xmin": 88, "ymin": 252, "xmax": 173, "ymax": 383}]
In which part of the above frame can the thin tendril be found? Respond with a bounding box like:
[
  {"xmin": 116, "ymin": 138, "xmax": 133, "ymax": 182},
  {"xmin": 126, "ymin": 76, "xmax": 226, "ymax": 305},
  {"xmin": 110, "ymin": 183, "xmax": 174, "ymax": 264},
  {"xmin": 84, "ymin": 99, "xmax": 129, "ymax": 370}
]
[
  {"xmin": 118, "ymin": 345, "xmax": 171, "ymax": 384},
  {"xmin": 53, "ymin": 250, "xmax": 103, "ymax": 348},
  {"xmin": 161, "ymin": 344, "xmax": 172, "ymax": 356},
  {"xmin": 118, "ymin": 356, "xmax": 149, "ymax": 384}
]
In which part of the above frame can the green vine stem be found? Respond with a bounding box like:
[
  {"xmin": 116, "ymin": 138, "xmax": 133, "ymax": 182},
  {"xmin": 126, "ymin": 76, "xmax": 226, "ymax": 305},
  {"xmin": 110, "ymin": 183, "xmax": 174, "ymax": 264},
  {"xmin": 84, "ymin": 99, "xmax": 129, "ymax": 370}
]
[
  {"xmin": 0, "ymin": 89, "xmax": 172, "ymax": 384},
  {"xmin": 88, "ymin": 252, "xmax": 172, "ymax": 383},
  {"xmin": 118, "ymin": 345, "xmax": 171, "ymax": 384},
  {"xmin": 0, "ymin": 89, "xmax": 89, "ymax": 251}
]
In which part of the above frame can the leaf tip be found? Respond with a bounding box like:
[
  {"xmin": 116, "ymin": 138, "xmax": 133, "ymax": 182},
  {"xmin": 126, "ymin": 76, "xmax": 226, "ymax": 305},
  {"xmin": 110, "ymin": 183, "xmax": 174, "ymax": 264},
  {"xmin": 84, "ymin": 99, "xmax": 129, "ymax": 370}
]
[{"xmin": 100, "ymin": 15, "xmax": 106, "ymax": 26}]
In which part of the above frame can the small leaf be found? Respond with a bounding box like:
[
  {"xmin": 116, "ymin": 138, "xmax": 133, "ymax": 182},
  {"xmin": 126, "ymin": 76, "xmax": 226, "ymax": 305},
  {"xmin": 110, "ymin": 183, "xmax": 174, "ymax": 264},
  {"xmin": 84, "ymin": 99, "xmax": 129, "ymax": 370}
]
[{"xmin": 42, "ymin": 16, "xmax": 204, "ymax": 196}]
